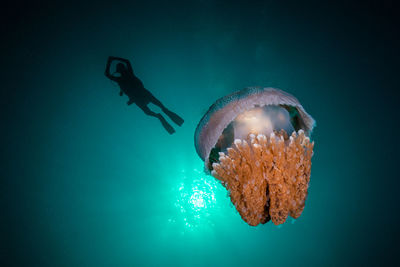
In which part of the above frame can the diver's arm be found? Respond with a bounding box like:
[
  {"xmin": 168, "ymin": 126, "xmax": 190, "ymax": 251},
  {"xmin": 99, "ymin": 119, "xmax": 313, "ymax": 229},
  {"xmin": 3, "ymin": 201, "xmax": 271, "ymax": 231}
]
[
  {"xmin": 111, "ymin": 56, "xmax": 128, "ymax": 62},
  {"xmin": 104, "ymin": 56, "xmax": 119, "ymax": 82},
  {"xmin": 112, "ymin": 57, "xmax": 134, "ymax": 74},
  {"xmin": 126, "ymin": 60, "xmax": 133, "ymax": 75},
  {"xmin": 104, "ymin": 56, "xmax": 118, "ymax": 81}
]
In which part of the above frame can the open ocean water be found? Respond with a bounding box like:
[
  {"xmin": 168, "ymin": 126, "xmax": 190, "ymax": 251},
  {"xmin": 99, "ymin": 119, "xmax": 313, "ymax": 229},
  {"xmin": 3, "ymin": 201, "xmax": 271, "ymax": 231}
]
[{"xmin": 1, "ymin": 1, "xmax": 398, "ymax": 266}]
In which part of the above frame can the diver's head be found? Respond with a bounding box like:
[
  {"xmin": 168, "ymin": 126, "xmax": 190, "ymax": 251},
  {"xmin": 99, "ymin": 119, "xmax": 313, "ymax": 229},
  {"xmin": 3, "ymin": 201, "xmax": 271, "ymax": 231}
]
[{"xmin": 116, "ymin": 63, "xmax": 127, "ymax": 74}]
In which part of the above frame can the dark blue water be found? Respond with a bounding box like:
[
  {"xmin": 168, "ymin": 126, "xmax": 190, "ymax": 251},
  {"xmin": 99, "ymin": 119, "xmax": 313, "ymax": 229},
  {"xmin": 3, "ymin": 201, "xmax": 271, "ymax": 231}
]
[{"xmin": 2, "ymin": 1, "xmax": 398, "ymax": 266}]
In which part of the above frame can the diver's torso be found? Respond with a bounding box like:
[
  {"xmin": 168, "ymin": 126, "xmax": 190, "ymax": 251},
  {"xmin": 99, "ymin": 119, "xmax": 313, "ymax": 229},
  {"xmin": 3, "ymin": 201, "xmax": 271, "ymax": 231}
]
[{"xmin": 117, "ymin": 74, "xmax": 152, "ymax": 103}]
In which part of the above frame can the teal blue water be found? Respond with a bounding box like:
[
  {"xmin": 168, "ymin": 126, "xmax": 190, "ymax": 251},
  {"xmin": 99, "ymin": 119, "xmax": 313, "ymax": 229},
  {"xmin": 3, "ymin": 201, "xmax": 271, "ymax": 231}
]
[{"xmin": 2, "ymin": 1, "xmax": 398, "ymax": 266}]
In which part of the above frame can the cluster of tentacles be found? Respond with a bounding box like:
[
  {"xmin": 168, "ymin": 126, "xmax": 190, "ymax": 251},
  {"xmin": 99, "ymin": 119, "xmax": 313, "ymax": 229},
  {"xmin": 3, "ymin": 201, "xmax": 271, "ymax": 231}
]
[{"xmin": 211, "ymin": 130, "xmax": 314, "ymax": 226}]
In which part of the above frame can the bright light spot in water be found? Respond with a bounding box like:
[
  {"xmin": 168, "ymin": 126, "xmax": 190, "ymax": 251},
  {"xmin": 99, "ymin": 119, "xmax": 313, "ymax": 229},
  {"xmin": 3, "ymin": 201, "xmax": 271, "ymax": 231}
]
[{"xmin": 169, "ymin": 168, "xmax": 223, "ymax": 231}]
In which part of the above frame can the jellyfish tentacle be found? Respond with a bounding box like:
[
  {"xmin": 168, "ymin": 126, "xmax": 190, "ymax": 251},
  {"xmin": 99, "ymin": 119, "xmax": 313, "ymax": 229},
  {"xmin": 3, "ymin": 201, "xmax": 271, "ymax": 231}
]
[
  {"xmin": 268, "ymin": 132, "xmax": 289, "ymax": 225},
  {"xmin": 212, "ymin": 129, "xmax": 314, "ymax": 226}
]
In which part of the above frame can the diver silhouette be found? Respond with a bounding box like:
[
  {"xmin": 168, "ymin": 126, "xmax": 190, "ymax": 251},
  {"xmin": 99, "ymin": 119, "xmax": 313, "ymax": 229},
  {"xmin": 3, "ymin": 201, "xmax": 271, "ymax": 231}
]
[{"xmin": 105, "ymin": 56, "xmax": 184, "ymax": 134}]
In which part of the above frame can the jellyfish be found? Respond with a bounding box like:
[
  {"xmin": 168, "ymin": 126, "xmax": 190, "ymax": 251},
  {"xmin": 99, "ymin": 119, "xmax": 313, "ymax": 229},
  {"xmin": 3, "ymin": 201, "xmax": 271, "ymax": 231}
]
[{"xmin": 194, "ymin": 87, "xmax": 315, "ymax": 226}]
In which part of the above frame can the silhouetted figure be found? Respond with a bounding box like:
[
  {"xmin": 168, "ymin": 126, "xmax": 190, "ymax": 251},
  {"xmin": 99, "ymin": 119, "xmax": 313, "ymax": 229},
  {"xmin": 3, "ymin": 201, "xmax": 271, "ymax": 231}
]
[{"xmin": 105, "ymin": 56, "xmax": 184, "ymax": 134}]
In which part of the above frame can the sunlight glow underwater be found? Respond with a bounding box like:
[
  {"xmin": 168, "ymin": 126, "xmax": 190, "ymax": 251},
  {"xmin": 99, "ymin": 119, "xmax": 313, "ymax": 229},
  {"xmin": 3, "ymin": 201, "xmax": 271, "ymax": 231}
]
[{"xmin": 169, "ymin": 169, "xmax": 227, "ymax": 231}]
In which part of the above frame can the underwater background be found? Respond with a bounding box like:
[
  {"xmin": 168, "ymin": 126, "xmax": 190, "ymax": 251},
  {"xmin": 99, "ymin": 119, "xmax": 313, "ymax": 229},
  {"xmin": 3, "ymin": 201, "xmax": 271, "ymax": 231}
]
[{"xmin": 1, "ymin": 1, "xmax": 398, "ymax": 266}]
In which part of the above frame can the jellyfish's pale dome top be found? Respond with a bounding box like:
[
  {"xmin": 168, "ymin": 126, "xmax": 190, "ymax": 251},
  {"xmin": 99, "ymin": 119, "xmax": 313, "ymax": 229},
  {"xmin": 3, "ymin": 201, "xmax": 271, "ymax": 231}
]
[
  {"xmin": 233, "ymin": 105, "xmax": 295, "ymax": 141},
  {"xmin": 194, "ymin": 87, "xmax": 315, "ymax": 167}
]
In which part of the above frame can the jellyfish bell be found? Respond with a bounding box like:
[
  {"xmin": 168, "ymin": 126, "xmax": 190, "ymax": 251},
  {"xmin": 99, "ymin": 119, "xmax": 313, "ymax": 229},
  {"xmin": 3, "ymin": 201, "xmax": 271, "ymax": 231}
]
[{"xmin": 194, "ymin": 87, "xmax": 315, "ymax": 226}]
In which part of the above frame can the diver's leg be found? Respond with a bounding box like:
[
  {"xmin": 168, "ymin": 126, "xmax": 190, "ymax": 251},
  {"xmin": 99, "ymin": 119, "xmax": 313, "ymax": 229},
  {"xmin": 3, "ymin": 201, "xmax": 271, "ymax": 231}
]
[
  {"xmin": 140, "ymin": 105, "xmax": 175, "ymax": 134},
  {"xmin": 149, "ymin": 96, "xmax": 184, "ymax": 127},
  {"xmin": 149, "ymin": 96, "xmax": 164, "ymax": 109}
]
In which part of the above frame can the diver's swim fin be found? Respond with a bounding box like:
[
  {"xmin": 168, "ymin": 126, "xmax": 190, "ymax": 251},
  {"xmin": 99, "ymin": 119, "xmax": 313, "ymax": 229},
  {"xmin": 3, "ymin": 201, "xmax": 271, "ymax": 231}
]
[
  {"xmin": 162, "ymin": 108, "xmax": 184, "ymax": 126},
  {"xmin": 158, "ymin": 114, "xmax": 175, "ymax": 134}
]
